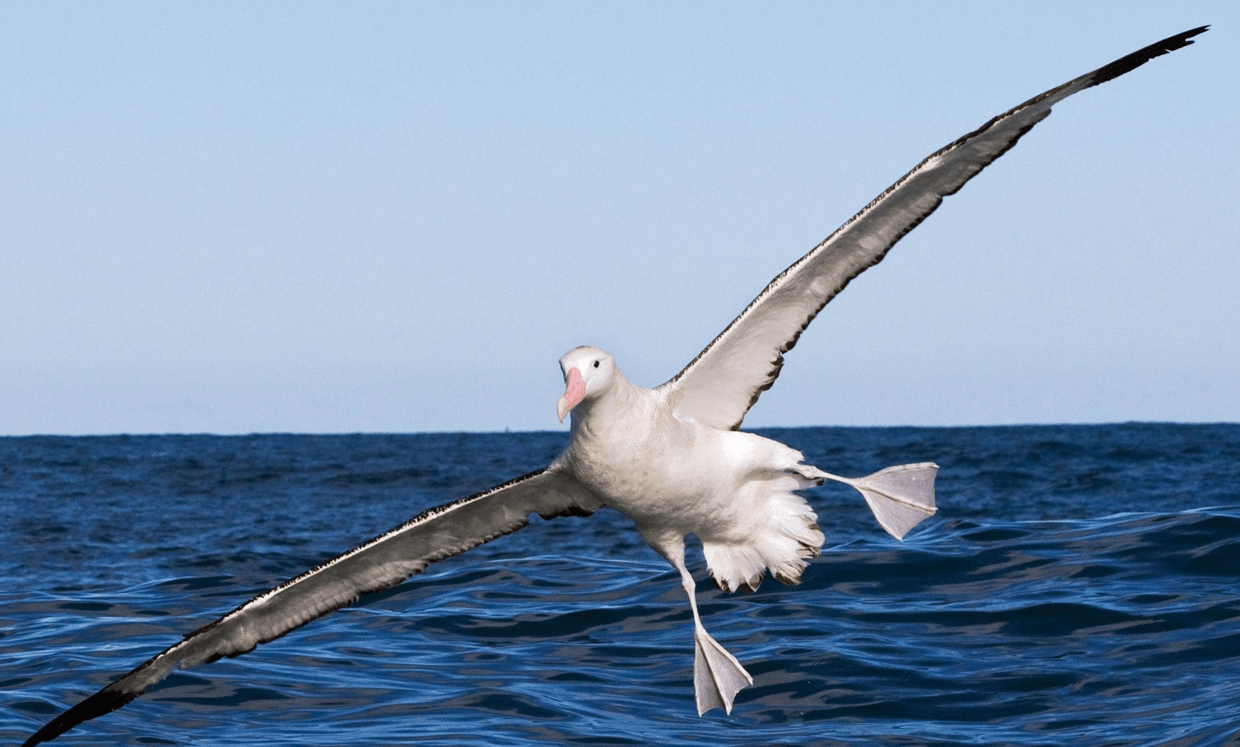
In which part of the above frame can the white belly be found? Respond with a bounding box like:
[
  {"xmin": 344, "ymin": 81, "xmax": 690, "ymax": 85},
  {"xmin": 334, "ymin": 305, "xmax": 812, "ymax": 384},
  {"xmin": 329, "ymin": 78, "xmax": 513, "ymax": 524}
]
[{"xmin": 565, "ymin": 414, "xmax": 813, "ymax": 543}]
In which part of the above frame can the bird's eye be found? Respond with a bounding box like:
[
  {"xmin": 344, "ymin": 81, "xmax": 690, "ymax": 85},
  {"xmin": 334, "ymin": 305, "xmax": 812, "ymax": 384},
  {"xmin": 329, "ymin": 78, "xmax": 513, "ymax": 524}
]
[{"xmin": 593, "ymin": 360, "xmax": 600, "ymax": 368}]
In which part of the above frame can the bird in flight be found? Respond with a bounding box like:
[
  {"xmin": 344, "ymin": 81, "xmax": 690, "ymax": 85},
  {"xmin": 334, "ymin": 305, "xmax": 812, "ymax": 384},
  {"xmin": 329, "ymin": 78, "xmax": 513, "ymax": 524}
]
[{"xmin": 23, "ymin": 25, "xmax": 1206, "ymax": 746}]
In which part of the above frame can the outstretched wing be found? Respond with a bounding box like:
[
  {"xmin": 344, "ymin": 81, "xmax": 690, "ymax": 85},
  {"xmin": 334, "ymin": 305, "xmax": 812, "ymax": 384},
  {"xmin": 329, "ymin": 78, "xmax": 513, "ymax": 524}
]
[
  {"xmin": 24, "ymin": 468, "xmax": 602, "ymax": 747},
  {"xmin": 660, "ymin": 27, "xmax": 1207, "ymax": 431}
]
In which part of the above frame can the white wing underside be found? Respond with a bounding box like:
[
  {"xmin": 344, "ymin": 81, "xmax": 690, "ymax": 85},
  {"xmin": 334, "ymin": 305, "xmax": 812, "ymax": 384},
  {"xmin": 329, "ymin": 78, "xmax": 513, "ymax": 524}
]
[
  {"xmin": 23, "ymin": 468, "xmax": 601, "ymax": 746},
  {"xmin": 660, "ymin": 27, "xmax": 1207, "ymax": 431}
]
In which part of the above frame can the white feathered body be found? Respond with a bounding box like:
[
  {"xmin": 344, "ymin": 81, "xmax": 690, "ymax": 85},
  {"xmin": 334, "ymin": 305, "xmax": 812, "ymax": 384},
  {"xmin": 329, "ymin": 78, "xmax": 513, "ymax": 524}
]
[{"xmin": 555, "ymin": 363, "xmax": 825, "ymax": 592}]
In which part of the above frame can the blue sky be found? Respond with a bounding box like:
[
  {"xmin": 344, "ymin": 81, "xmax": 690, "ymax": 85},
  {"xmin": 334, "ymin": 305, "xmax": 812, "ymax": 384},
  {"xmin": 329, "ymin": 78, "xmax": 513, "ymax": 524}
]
[{"xmin": 2, "ymin": 3, "xmax": 1236, "ymax": 435}]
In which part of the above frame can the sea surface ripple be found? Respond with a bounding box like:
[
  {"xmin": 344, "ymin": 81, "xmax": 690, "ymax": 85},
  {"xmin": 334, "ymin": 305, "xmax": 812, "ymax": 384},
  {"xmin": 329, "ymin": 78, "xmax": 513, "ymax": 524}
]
[{"xmin": 3, "ymin": 424, "xmax": 1239, "ymax": 746}]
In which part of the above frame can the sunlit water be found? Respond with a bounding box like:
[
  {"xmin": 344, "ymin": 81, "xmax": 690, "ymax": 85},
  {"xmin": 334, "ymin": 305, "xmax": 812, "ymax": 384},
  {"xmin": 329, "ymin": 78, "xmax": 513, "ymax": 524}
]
[{"xmin": 3, "ymin": 424, "xmax": 1239, "ymax": 746}]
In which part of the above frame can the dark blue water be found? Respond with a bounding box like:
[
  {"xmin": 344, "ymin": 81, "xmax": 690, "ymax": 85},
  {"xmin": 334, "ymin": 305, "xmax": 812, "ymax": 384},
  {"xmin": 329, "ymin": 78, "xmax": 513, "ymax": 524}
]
[{"xmin": 3, "ymin": 424, "xmax": 1239, "ymax": 746}]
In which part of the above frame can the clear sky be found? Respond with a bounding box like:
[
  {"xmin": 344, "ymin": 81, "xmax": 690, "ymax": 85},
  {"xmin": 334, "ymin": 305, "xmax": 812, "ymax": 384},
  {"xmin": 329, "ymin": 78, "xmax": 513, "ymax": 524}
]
[{"xmin": 2, "ymin": 3, "xmax": 1236, "ymax": 435}]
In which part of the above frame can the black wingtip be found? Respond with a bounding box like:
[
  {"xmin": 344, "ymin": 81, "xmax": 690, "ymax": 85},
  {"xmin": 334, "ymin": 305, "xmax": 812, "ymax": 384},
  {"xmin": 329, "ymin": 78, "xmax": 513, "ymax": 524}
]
[
  {"xmin": 1087, "ymin": 25, "xmax": 1209, "ymax": 88},
  {"xmin": 22, "ymin": 687, "xmax": 140, "ymax": 747}
]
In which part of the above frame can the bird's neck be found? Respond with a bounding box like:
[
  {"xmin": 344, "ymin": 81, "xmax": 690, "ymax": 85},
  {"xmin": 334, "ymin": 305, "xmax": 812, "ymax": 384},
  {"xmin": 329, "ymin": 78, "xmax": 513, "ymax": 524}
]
[{"xmin": 567, "ymin": 370, "xmax": 646, "ymax": 442}]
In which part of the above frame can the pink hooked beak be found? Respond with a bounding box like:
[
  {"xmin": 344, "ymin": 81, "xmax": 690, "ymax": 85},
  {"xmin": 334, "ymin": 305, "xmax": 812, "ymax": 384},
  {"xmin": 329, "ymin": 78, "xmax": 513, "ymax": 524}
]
[{"xmin": 556, "ymin": 367, "xmax": 586, "ymax": 422}]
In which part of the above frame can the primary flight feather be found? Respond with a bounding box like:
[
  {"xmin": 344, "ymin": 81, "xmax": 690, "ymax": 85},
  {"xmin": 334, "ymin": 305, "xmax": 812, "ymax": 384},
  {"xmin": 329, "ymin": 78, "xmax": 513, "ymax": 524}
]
[{"xmin": 23, "ymin": 26, "xmax": 1206, "ymax": 745}]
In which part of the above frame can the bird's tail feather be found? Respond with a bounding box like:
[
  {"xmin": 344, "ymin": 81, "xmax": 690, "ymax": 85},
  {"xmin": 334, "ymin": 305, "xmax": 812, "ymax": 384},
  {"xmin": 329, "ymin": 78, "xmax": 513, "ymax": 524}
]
[{"xmin": 701, "ymin": 490, "xmax": 823, "ymax": 592}]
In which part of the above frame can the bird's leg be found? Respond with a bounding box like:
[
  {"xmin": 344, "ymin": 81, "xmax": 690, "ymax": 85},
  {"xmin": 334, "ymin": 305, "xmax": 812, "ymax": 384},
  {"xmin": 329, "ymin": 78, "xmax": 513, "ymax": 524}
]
[
  {"xmin": 670, "ymin": 550, "xmax": 753, "ymax": 715},
  {"xmin": 818, "ymin": 462, "xmax": 939, "ymax": 540}
]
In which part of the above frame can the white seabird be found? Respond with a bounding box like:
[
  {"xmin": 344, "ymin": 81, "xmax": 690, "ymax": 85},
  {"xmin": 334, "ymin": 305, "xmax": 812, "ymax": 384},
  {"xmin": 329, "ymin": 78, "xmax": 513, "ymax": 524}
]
[{"xmin": 24, "ymin": 26, "xmax": 1206, "ymax": 746}]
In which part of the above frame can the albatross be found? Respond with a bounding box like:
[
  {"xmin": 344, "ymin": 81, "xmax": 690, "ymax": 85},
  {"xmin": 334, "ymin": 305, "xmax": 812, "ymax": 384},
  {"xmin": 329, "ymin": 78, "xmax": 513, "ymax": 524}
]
[{"xmin": 24, "ymin": 26, "xmax": 1206, "ymax": 745}]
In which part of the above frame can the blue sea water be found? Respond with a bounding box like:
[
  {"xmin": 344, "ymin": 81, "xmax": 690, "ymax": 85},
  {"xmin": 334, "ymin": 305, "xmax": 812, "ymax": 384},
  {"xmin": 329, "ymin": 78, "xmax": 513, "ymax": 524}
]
[{"xmin": 2, "ymin": 424, "xmax": 1239, "ymax": 746}]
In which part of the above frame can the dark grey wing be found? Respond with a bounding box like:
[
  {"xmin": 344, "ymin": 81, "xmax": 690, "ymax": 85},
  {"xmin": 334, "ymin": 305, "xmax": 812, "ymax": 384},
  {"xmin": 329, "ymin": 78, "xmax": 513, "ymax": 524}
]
[
  {"xmin": 660, "ymin": 27, "xmax": 1206, "ymax": 431},
  {"xmin": 24, "ymin": 467, "xmax": 602, "ymax": 747}
]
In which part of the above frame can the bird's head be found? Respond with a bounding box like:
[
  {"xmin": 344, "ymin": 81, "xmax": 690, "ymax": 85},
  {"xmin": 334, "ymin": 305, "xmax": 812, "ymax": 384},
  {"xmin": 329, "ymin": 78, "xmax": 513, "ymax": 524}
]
[{"xmin": 556, "ymin": 346, "xmax": 617, "ymax": 422}]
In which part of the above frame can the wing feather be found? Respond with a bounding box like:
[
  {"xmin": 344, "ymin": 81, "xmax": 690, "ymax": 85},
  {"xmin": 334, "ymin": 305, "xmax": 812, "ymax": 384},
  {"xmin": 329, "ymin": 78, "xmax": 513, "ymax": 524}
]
[
  {"xmin": 661, "ymin": 26, "xmax": 1207, "ymax": 431},
  {"xmin": 23, "ymin": 468, "xmax": 601, "ymax": 747}
]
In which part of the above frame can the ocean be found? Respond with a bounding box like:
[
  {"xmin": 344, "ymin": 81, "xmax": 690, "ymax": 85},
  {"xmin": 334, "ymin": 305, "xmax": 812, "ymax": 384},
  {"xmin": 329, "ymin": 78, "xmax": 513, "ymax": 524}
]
[{"xmin": 3, "ymin": 424, "xmax": 1239, "ymax": 746}]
